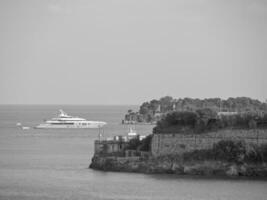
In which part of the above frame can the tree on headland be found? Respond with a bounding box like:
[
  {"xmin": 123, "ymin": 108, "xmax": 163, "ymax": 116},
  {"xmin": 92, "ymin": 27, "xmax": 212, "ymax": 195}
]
[
  {"xmin": 125, "ymin": 135, "xmax": 152, "ymax": 152},
  {"xmin": 124, "ymin": 96, "xmax": 267, "ymax": 124},
  {"xmin": 153, "ymin": 109, "xmax": 267, "ymax": 134}
]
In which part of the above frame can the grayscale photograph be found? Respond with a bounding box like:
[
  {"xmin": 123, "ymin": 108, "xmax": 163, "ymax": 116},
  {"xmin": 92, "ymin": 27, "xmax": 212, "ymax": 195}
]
[{"xmin": 0, "ymin": 0, "xmax": 267, "ymax": 200}]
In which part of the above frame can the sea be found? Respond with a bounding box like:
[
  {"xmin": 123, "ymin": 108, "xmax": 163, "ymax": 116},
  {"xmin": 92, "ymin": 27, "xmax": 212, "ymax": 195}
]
[{"xmin": 0, "ymin": 105, "xmax": 267, "ymax": 200}]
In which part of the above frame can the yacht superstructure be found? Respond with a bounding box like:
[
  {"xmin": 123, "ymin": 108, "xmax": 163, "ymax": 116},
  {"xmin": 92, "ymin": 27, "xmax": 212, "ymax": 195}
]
[{"xmin": 35, "ymin": 110, "xmax": 106, "ymax": 129}]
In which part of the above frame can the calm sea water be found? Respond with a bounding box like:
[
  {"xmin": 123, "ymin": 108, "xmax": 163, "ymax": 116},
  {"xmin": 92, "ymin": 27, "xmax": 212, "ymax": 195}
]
[{"xmin": 0, "ymin": 105, "xmax": 267, "ymax": 200}]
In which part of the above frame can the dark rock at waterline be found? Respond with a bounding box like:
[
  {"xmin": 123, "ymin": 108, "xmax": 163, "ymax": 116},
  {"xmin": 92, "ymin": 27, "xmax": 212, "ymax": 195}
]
[{"xmin": 90, "ymin": 155, "xmax": 267, "ymax": 177}]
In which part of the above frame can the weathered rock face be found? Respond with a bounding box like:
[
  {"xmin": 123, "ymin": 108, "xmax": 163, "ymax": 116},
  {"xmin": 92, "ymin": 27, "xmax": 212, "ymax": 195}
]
[
  {"xmin": 90, "ymin": 156, "xmax": 150, "ymax": 173},
  {"xmin": 89, "ymin": 156, "xmax": 267, "ymax": 177}
]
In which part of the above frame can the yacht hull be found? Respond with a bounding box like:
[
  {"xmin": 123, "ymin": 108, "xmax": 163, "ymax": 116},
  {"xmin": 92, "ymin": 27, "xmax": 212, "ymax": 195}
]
[
  {"xmin": 35, "ymin": 123, "xmax": 105, "ymax": 129},
  {"xmin": 35, "ymin": 110, "xmax": 106, "ymax": 129}
]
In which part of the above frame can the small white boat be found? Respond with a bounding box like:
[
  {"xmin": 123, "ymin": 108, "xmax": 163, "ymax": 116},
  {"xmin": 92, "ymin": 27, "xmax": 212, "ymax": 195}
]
[
  {"xmin": 35, "ymin": 110, "xmax": 107, "ymax": 129},
  {"xmin": 16, "ymin": 122, "xmax": 22, "ymax": 126},
  {"xmin": 127, "ymin": 127, "xmax": 146, "ymax": 140},
  {"xmin": 127, "ymin": 127, "xmax": 137, "ymax": 137},
  {"xmin": 22, "ymin": 126, "xmax": 30, "ymax": 130}
]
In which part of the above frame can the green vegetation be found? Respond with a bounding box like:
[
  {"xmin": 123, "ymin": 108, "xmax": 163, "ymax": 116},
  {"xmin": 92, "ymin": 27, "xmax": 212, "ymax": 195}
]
[
  {"xmin": 182, "ymin": 140, "xmax": 267, "ymax": 164},
  {"xmin": 123, "ymin": 110, "xmax": 144, "ymax": 123},
  {"xmin": 124, "ymin": 96, "xmax": 267, "ymax": 123},
  {"xmin": 125, "ymin": 135, "xmax": 152, "ymax": 152},
  {"xmin": 153, "ymin": 109, "xmax": 267, "ymax": 134}
]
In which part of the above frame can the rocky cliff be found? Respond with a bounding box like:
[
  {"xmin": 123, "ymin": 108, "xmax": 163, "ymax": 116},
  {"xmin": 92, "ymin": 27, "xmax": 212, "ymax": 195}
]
[{"xmin": 90, "ymin": 155, "xmax": 267, "ymax": 177}]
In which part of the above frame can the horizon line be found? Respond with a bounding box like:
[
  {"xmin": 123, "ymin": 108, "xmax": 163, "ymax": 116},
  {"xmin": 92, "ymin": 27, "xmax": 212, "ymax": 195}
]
[{"xmin": 0, "ymin": 103, "xmax": 139, "ymax": 106}]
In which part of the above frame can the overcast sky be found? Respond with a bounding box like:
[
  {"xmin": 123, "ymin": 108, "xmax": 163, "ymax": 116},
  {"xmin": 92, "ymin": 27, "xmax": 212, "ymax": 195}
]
[{"xmin": 0, "ymin": 0, "xmax": 266, "ymax": 105}]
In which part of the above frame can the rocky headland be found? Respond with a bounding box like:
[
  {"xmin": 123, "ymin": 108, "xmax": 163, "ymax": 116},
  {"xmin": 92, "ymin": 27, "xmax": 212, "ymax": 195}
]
[
  {"xmin": 89, "ymin": 155, "xmax": 267, "ymax": 177},
  {"xmin": 92, "ymin": 98, "xmax": 267, "ymax": 178}
]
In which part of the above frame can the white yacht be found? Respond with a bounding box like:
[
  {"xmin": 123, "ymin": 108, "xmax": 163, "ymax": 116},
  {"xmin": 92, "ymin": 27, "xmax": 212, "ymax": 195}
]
[{"xmin": 35, "ymin": 110, "xmax": 107, "ymax": 129}]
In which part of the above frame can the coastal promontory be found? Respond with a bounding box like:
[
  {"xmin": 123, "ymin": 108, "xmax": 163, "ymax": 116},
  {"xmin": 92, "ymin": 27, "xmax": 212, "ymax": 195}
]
[{"xmin": 91, "ymin": 97, "xmax": 267, "ymax": 177}]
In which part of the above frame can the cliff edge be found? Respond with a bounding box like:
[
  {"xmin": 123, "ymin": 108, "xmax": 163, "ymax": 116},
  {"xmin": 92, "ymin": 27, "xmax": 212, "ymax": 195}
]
[{"xmin": 89, "ymin": 155, "xmax": 267, "ymax": 177}]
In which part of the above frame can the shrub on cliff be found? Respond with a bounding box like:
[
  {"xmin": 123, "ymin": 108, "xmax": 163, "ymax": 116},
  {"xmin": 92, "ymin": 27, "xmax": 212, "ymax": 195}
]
[
  {"xmin": 213, "ymin": 140, "xmax": 246, "ymax": 162},
  {"xmin": 182, "ymin": 140, "xmax": 267, "ymax": 164},
  {"xmin": 153, "ymin": 111, "xmax": 198, "ymax": 133},
  {"xmin": 196, "ymin": 108, "xmax": 217, "ymax": 119},
  {"xmin": 126, "ymin": 136, "xmax": 141, "ymax": 150},
  {"xmin": 218, "ymin": 113, "xmax": 260, "ymax": 129},
  {"xmin": 182, "ymin": 149, "xmax": 214, "ymax": 162},
  {"xmin": 182, "ymin": 140, "xmax": 247, "ymax": 163},
  {"xmin": 125, "ymin": 135, "xmax": 153, "ymax": 152},
  {"xmin": 126, "ymin": 96, "xmax": 267, "ymax": 124},
  {"xmin": 245, "ymin": 143, "xmax": 267, "ymax": 163},
  {"xmin": 153, "ymin": 109, "xmax": 267, "ymax": 134},
  {"xmin": 260, "ymin": 144, "xmax": 267, "ymax": 163},
  {"xmin": 138, "ymin": 96, "xmax": 267, "ymax": 119},
  {"xmin": 139, "ymin": 134, "xmax": 152, "ymax": 151},
  {"xmin": 153, "ymin": 109, "xmax": 222, "ymax": 134}
]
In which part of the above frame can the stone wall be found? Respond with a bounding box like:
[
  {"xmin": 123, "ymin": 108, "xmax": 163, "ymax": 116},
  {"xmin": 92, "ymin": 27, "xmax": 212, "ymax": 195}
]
[
  {"xmin": 151, "ymin": 129, "xmax": 267, "ymax": 157},
  {"xmin": 94, "ymin": 140, "xmax": 127, "ymax": 155}
]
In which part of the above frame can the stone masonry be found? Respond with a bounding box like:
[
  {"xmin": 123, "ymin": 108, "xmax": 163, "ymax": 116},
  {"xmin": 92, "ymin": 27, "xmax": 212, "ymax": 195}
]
[{"xmin": 151, "ymin": 129, "xmax": 267, "ymax": 157}]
